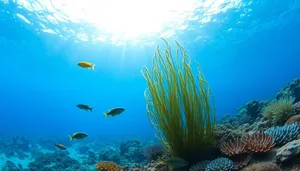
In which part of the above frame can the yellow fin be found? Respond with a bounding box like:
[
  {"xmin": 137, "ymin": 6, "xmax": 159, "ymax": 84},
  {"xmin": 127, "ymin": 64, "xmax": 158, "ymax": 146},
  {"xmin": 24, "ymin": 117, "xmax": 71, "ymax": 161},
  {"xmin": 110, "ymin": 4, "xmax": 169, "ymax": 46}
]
[
  {"xmin": 69, "ymin": 135, "xmax": 73, "ymax": 141},
  {"xmin": 91, "ymin": 64, "xmax": 95, "ymax": 70},
  {"xmin": 103, "ymin": 112, "xmax": 108, "ymax": 118}
]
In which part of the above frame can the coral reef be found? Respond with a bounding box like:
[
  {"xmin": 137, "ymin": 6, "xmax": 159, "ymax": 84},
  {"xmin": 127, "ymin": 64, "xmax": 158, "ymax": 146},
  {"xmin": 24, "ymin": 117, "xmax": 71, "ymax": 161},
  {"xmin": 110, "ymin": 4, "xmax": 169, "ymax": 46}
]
[
  {"xmin": 276, "ymin": 77, "xmax": 300, "ymax": 103},
  {"xmin": 0, "ymin": 135, "xmax": 31, "ymax": 159},
  {"xmin": 120, "ymin": 139, "xmax": 146, "ymax": 163},
  {"xmin": 242, "ymin": 162, "xmax": 282, "ymax": 171},
  {"xmin": 96, "ymin": 161, "xmax": 122, "ymax": 171},
  {"xmin": 242, "ymin": 132, "xmax": 274, "ymax": 152},
  {"xmin": 122, "ymin": 162, "xmax": 171, "ymax": 171},
  {"xmin": 99, "ymin": 146, "xmax": 121, "ymax": 164},
  {"xmin": 189, "ymin": 160, "xmax": 209, "ymax": 171},
  {"xmin": 233, "ymin": 154, "xmax": 252, "ymax": 170},
  {"xmin": 76, "ymin": 145, "xmax": 90, "ymax": 155},
  {"xmin": 236, "ymin": 100, "xmax": 268, "ymax": 125},
  {"xmin": 264, "ymin": 123, "xmax": 300, "ymax": 145},
  {"xmin": 143, "ymin": 144, "xmax": 166, "ymax": 162},
  {"xmin": 143, "ymin": 162, "xmax": 170, "ymax": 171},
  {"xmin": 82, "ymin": 151, "xmax": 97, "ymax": 165},
  {"xmin": 276, "ymin": 139, "xmax": 300, "ymax": 164},
  {"xmin": 1, "ymin": 160, "xmax": 22, "ymax": 171},
  {"xmin": 28, "ymin": 151, "xmax": 82, "ymax": 171},
  {"xmin": 214, "ymin": 124, "xmax": 244, "ymax": 145},
  {"xmin": 293, "ymin": 102, "xmax": 300, "ymax": 113},
  {"xmin": 205, "ymin": 157, "xmax": 235, "ymax": 171}
]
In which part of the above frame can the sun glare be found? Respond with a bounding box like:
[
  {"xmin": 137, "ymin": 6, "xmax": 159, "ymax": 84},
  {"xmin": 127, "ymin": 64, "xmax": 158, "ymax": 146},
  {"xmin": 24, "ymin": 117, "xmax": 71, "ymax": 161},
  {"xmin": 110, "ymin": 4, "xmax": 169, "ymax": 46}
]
[
  {"xmin": 53, "ymin": 0, "xmax": 194, "ymax": 39},
  {"xmin": 13, "ymin": 0, "xmax": 243, "ymax": 44},
  {"xmin": 19, "ymin": 0, "xmax": 195, "ymax": 40}
]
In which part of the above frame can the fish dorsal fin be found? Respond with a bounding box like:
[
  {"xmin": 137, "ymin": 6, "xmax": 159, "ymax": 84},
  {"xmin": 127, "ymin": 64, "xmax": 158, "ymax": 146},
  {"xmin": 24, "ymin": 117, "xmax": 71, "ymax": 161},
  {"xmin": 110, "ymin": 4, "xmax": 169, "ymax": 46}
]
[{"xmin": 74, "ymin": 132, "xmax": 78, "ymax": 135}]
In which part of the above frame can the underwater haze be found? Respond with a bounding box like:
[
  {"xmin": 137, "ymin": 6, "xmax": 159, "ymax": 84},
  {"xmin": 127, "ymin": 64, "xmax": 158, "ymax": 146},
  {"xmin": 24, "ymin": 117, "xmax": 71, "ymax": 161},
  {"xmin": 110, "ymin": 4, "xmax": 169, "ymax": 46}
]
[{"xmin": 0, "ymin": 0, "xmax": 300, "ymax": 170}]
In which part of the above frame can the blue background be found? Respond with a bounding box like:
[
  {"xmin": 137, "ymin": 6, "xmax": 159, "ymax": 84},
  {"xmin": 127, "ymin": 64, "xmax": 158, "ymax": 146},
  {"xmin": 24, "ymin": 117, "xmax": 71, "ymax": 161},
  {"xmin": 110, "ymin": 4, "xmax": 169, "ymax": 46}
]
[{"xmin": 0, "ymin": 0, "xmax": 299, "ymax": 141}]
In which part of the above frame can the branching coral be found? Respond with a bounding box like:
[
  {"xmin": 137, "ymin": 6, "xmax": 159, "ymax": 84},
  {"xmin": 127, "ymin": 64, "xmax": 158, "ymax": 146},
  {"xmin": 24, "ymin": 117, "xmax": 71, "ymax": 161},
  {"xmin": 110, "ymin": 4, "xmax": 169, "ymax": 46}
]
[
  {"xmin": 264, "ymin": 123, "xmax": 300, "ymax": 146},
  {"xmin": 262, "ymin": 97, "xmax": 295, "ymax": 125},
  {"xmin": 220, "ymin": 138, "xmax": 247, "ymax": 156},
  {"xmin": 141, "ymin": 39, "xmax": 216, "ymax": 161},
  {"xmin": 242, "ymin": 132, "xmax": 274, "ymax": 152},
  {"xmin": 205, "ymin": 157, "xmax": 235, "ymax": 171},
  {"xmin": 96, "ymin": 161, "xmax": 122, "ymax": 171}
]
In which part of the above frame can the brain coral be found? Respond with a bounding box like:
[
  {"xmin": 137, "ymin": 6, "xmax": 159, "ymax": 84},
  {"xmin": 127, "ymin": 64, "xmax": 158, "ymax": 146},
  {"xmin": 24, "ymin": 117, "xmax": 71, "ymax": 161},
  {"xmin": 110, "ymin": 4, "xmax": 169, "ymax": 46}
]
[{"xmin": 96, "ymin": 161, "xmax": 122, "ymax": 171}]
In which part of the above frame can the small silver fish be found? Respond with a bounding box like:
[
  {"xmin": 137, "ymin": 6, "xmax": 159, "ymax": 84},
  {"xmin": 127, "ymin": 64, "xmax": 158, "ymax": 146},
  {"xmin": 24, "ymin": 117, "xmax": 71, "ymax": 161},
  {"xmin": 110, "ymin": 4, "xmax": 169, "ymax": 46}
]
[{"xmin": 55, "ymin": 144, "xmax": 67, "ymax": 150}]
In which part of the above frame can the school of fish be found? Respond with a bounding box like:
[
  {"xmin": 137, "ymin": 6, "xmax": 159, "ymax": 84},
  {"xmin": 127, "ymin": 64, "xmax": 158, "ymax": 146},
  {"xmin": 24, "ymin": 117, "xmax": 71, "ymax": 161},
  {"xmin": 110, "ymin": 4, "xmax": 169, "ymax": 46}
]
[
  {"xmin": 54, "ymin": 61, "xmax": 181, "ymax": 169},
  {"xmin": 55, "ymin": 61, "xmax": 125, "ymax": 151}
]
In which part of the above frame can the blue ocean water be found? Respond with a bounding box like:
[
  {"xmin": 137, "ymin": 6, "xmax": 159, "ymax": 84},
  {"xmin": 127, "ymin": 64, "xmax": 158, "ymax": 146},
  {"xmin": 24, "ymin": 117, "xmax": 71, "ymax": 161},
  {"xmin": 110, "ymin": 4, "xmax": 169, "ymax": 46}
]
[{"xmin": 0, "ymin": 0, "xmax": 299, "ymax": 169}]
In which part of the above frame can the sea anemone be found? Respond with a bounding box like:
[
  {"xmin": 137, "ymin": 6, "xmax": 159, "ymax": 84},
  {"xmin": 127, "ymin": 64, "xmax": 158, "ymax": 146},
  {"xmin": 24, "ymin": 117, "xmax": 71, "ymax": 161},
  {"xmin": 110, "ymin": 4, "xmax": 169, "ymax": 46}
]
[
  {"xmin": 220, "ymin": 138, "xmax": 247, "ymax": 156},
  {"xmin": 262, "ymin": 97, "xmax": 295, "ymax": 125},
  {"xmin": 242, "ymin": 131, "xmax": 274, "ymax": 152}
]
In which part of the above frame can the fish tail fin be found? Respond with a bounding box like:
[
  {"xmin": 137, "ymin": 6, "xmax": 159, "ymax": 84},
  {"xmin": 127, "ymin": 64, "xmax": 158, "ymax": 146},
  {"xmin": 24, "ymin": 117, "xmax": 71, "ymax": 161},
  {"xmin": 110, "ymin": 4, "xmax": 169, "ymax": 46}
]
[
  {"xmin": 103, "ymin": 112, "xmax": 108, "ymax": 118},
  {"xmin": 91, "ymin": 64, "xmax": 95, "ymax": 70},
  {"xmin": 89, "ymin": 108, "xmax": 93, "ymax": 112},
  {"xmin": 69, "ymin": 135, "xmax": 72, "ymax": 141}
]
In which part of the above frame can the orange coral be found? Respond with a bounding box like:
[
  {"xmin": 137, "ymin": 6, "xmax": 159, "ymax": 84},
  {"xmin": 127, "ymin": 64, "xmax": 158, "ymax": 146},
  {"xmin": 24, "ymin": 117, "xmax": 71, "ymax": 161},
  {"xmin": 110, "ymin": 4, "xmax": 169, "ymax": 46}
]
[
  {"xmin": 220, "ymin": 138, "xmax": 247, "ymax": 156},
  {"xmin": 242, "ymin": 131, "xmax": 274, "ymax": 152},
  {"xmin": 96, "ymin": 161, "xmax": 122, "ymax": 171}
]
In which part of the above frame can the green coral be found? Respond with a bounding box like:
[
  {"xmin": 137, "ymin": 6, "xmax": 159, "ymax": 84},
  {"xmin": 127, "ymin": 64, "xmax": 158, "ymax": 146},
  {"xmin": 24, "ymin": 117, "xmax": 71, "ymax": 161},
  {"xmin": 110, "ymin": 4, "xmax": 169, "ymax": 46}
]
[
  {"xmin": 262, "ymin": 97, "xmax": 295, "ymax": 125},
  {"xmin": 141, "ymin": 38, "xmax": 216, "ymax": 161}
]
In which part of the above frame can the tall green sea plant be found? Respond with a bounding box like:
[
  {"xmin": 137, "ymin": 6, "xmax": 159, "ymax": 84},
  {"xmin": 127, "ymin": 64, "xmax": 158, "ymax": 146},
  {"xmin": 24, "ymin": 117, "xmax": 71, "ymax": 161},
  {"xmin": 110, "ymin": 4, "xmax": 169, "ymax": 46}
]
[{"xmin": 141, "ymin": 39, "xmax": 216, "ymax": 161}]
